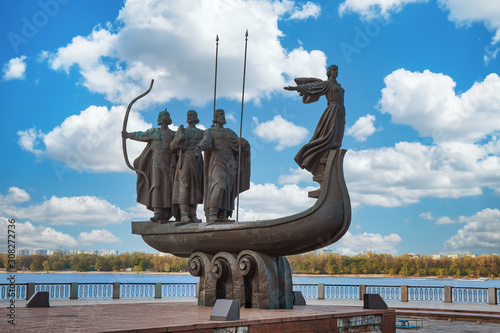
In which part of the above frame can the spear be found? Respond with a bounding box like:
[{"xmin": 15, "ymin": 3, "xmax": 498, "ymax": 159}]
[
  {"xmin": 213, "ymin": 34, "xmax": 219, "ymax": 125},
  {"xmin": 236, "ymin": 30, "xmax": 248, "ymax": 222}
]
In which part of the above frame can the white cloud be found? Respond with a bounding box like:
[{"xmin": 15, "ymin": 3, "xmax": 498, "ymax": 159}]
[
  {"xmin": 343, "ymin": 140, "xmax": 500, "ymax": 207},
  {"xmin": 44, "ymin": 0, "xmax": 327, "ymax": 106},
  {"xmin": 252, "ymin": 115, "xmax": 309, "ymax": 150},
  {"xmin": 346, "ymin": 114, "xmax": 376, "ymax": 142},
  {"xmin": 0, "ymin": 188, "xmax": 153, "ymax": 229},
  {"xmin": 436, "ymin": 216, "xmax": 456, "ymax": 225},
  {"xmin": 78, "ymin": 229, "xmax": 122, "ymax": 245},
  {"xmin": 288, "ymin": 2, "xmax": 321, "ymax": 20},
  {"xmin": 0, "ymin": 218, "xmax": 124, "ymax": 251},
  {"xmin": 278, "ymin": 167, "xmax": 312, "ymax": 184},
  {"xmin": 379, "ymin": 69, "xmax": 500, "ymax": 144},
  {"xmin": 438, "ymin": 0, "xmax": 500, "ymax": 45},
  {"xmin": 1, "ymin": 193, "xmax": 130, "ymax": 226},
  {"xmin": 444, "ymin": 208, "xmax": 500, "ymax": 251},
  {"xmin": 484, "ymin": 47, "xmax": 500, "ymax": 65},
  {"xmin": 277, "ymin": 139, "xmax": 500, "ymax": 208},
  {"xmin": 49, "ymin": 28, "xmax": 118, "ymax": 73},
  {"xmin": 331, "ymin": 231, "xmax": 402, "ymax": 255},
  {"xmin": 0, "ymin": 187, "xmax": 30, "ymax": 205},
  {"xmin": 275, "ymin": 70, "xmax": 500, "ymax": 208},
  {"xmin": 238, "ymin": 182, "xmax": 316, "ymax": 220},
  {"xmin": 0, "ymin": 218, "xmax": 78, "ymax": 251},
  {"xmin": 17, "ymin": 127, "xmax": 44, "ymax": 157},
  {"xmin": 419, "ymin": 212, "xmax": 434, "ymax": 220},
  {"xmin": 19, "ymin": 105, "xmax": 153, "ymax": 173},
  {"xmin": 2, "ymin": 56, "xmax": 27, "ymax": 80},
  {"xmin": 338, "ymin": 0, "xmax": 428, "ymax": 20}
]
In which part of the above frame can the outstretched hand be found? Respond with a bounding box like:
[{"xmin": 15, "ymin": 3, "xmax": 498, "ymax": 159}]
[
  {"xmin": 121, "ymin": 130, "xmax": 128, "ymax": 139},
  {"xmin": 284, "ymin": 86, "xmax": 298, "ymax": 91}
]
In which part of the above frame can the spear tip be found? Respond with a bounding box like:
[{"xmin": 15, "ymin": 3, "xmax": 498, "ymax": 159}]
[
  {"xmin": 216, "ymin": 34, "xmax": 219, "ymax": 41},
  {"xmin": 245, "ymin": 29, "xmax": 248, "ymax": 37}
]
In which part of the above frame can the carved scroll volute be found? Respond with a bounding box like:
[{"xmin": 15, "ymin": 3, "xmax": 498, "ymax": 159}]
[
  {"xmin": 237, "ymin": 250, "xmax": 277, "ymax": 309},
  {"xmin": 211, "ymin": 255, "xmax": 229, "ymax": 281},
  {"xmin": 238, "ymin": 253, "xmax": 256, "ymax": 277},
  {"xmin": 188, "ymin": 252, "xmax": 215, "ymax": 306},
  {"xmin": 211, "ymin": 252, "xmax": 245, "ymax": 305}
]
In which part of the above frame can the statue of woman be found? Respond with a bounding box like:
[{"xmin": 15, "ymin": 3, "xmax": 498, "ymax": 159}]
[{"xmin": 284, "ymin": 64, "xmax": 345, "ymax": 175}]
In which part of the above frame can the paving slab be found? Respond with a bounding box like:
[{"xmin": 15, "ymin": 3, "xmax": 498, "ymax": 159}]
[
  {"xmin": 3, "ymin": 298, "xmax": 500, "ymax": 332},
  {"xmin": 2, "ymin": 300, "xmax": 393, "ymax": 333}
]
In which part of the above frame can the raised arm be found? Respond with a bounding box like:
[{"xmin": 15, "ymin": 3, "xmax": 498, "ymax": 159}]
[{"xmin": 122, "ymin": 128, "xmax": 156, "ymax": 142}]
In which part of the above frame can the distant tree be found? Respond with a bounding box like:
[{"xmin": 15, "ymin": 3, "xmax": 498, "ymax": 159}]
[
  {"xmin": 30, "ymin": 259, "xmax": 43, "ymax": 271},
  {"xmin": 95, "ymin": 256, "xmax": 112, "ymax": 271},
  {"xmin": 43, "ymin": 260, "xmax": 50, "ymax": 272},
  {"xmin": 133, "ymin": 265, "xmax": 143, "ymax": 272},
  {"xmin": 139, "ymin": 260, "xmax": 149, "ymax": 271}
]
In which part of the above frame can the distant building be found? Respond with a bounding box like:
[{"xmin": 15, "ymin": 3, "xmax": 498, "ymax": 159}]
[
  {"xmin": 447, "ymin": 254, "xmax": 459, "ymax": 259},
  {"xmin": 407, "ymin": 253, "xmax": 420, "ymax": 259},
  {"xmin": 430, "ymin": 254, "xmax": 443, "ymax": 260},
  {"xmin": 16, "ymin": 248, "xmax": 30, "ymax": 255},
  {"xmin": 318, "ymin": 248, "xmax": 332, "ymax": 255}
]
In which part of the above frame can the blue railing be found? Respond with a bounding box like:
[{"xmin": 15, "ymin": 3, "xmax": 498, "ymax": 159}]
[
  {"xmin": 408, "ymin": 286, "xmax": 444, "ymax": 302},
  {"xmin": 293, "ymin": 284, "xmax": 318, "ymax": 299},
  {"xmin": 0, "ymin": 284, "xmax": 26, "ymax": 301},
  {"xmin": 324, "ymin": 284, "xmax": 358, "ymax": 300},
  {"xmin": 162, "ymin": 283, "xmax": 196, "ymax": 298},
  {"xmin": 366, "ymin": 285, "xmax": 401, "ymax": 301},
  {"xmin": 120, "ymin": 283, "xmax": 155, "ymax": 299},
  {"xmin": 0, "ymin": 282, "xmax": 497, "ymax": 305},
  {"xmin": 34, "ymin": 283, "xmax": 70, "ymax": 300},
  {"xmin": 79, "ymin": 283, "xmax": 113, "ymax": 299},
  {"xmin": 452, "ymin": 287, "xmax": 488, "ymax": 304}
]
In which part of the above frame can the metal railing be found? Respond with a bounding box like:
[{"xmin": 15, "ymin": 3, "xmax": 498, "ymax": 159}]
[
  {"xmin": 79, "ymin": 283, "xmax": 113, "ymax": 299},
  {"xmin": 324, "ymin": 284, "xmax": 359, "ymax": 300},
  {"xmin": 120, "ymin": 283, "xmax": 155, "ymax": 299},
  {"xmin": 408, "ymin": 286, "xmax": 444, "ymax": 302},
  {"xmin": 366, "ymin": 285, "xmax": 401, "ymax": 301},
  {"xmin": 0, "ymin": 284, "xmax": 26, "ymax": 301},
  {"xmin": 34, "ymin": 283, "xmax": 70, "ymax": 300},
  {"xmin": 452, "ymin": 287, "xmax": 489, "ymax": 304},
  {"xmin": 162, "ymin": 283, "xmax": 196, "ymax": 298},
  {"xmin": 293, "ymin": 284, "xmax": 318, "ymax": 299},
  {"xmin": 0, "ymin": 282, "xmax": 497, "ymax": 306}
]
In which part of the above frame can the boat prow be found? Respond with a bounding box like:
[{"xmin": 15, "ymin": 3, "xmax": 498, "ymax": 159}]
[{"xmin": 132, "ymin": 149, "xmax": 351, "ymax": 257}]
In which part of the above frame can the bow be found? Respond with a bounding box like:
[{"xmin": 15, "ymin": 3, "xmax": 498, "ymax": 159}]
[{"xmin": 122, "ymin": 79, "xmax": 154, "ymax": 185}]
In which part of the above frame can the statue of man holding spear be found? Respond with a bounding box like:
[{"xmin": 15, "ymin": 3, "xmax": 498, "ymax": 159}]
[{"xmin": 193, "ymin": 109, "xmax": 250, "ymax": 223}]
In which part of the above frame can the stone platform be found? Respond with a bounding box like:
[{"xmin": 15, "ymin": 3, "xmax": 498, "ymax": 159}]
[{"xmin": 5, "ymin": 301, "xmax": 394, "ymax": 332}]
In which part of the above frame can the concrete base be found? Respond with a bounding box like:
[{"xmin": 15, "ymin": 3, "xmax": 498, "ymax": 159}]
[{"xmin": 7, "ymin": 301, "xmax": 395, "ymax": 333}]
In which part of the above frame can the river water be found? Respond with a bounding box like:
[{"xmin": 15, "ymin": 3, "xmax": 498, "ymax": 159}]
[{"xmin": 2, "ymin": 273, "xmax": 499, "ymax": 288}]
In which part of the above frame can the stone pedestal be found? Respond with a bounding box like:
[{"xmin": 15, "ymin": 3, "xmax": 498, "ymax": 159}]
[{"xmin": 189, "ymin": 250, "xmax": 293, "ymax": 309}]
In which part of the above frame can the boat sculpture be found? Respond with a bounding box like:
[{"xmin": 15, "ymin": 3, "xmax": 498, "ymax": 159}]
[
  {"xmin": 132, "ymin": 148, "xmax": 350, "ymax": 257},
  {"xmin": 129, "ymin": 64, "xmax": 351, "ymax": 309}
]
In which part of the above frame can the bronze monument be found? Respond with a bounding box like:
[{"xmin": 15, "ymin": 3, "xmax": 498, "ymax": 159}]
[
  {"xmin": 193, "ymin": 109, "xmax": 251, "ymax": 223},
  {"xmin": 171, "ymin": 110, "xmax": 205, "ymax": 224},
  {"xmin": 128, "ymin": 63, "xmax": 351, "ymax": 309},
  {"xmin": 123, "ymin": 109, "xmax": 176, "ymax": 222}
]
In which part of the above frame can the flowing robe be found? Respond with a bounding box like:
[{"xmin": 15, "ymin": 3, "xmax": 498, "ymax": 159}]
[
  {"xmin": 171, "ymin": 127, "xmax": 204, "ymax": 205},
  {"xmin": 131, "ymin": 127, "xmax": 176, "ymax": 211},
  {"xmin": 198, "ymin": 127, "xmax": 250, "ymax": 216},
  {"xmin": 294, "ymin": 78, "xmax": 345, "ymax": 175}
]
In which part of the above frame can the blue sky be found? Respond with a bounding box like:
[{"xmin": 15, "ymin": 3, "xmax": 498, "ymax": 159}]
[{"xmin": 1, "ymin": 0, "xmax": 499, "ymax": 256}]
